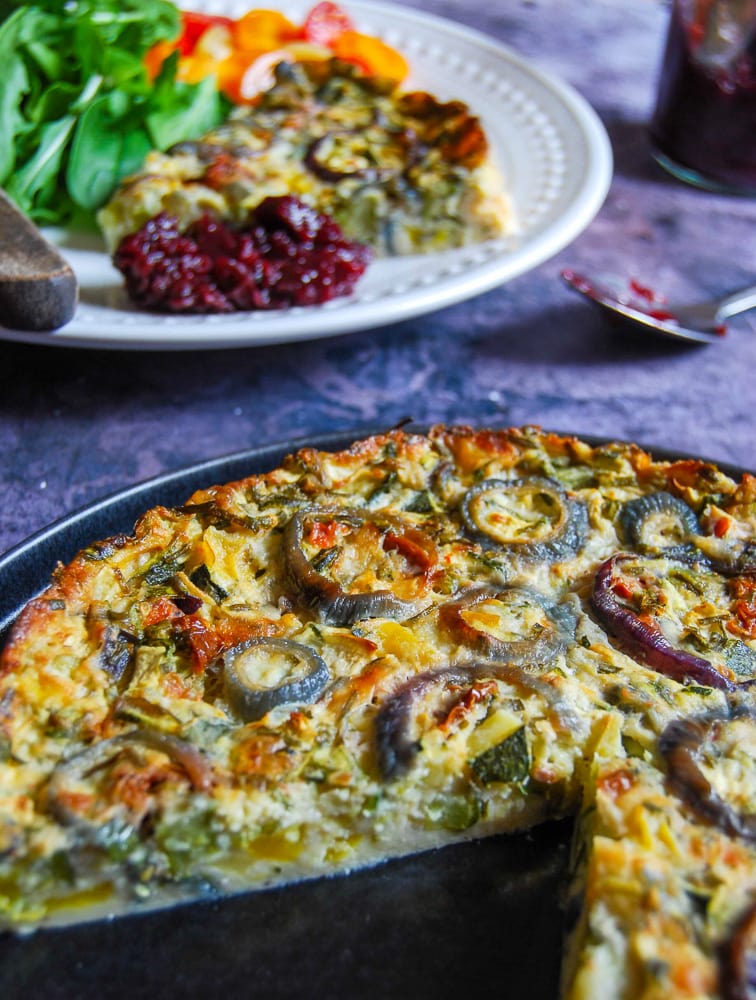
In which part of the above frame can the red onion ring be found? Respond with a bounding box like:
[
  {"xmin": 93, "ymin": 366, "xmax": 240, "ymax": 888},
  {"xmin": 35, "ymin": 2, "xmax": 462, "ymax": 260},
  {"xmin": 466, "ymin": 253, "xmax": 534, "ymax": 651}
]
[
  {"xmin": 591, "ymin": 554, "xmax": 736, "ymax": 691},
  {"xmin": 659, "ymin": 711, "xmax": 756, "ymax": 843},
  {"xmin": 375, "ymin": 660, "xmax": 573, "ymax": 780}
]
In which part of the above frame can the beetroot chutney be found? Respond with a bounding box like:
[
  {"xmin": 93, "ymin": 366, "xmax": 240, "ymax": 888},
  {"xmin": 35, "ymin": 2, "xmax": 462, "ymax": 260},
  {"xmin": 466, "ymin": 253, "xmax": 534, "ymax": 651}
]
[
  {"xmin": 650, "ymin": 0, "xmax": 756, "ymax": 194},
  {"xmin": 113, "ymin": 197, "xmax": 372, "ymax": 314}
]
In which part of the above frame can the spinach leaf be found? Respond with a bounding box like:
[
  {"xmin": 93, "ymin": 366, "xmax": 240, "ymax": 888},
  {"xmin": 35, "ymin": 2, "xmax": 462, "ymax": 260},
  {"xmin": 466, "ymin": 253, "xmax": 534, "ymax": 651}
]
[
  {"xmin": 0, "ymin": 6, "xmax": 40, "ymax": 182},
  {"xmin": 0, "ymin": 56, "xmax": 28, "ymax": 182},
  {"xmin": 7, "ymin": 115, "xmax": 77, "ymax": 218},
  {"xmin": 147, "ymin": 69, "xmax": 225, "ymax": 150},
  {"xmin": 0, "ymin": 0, "xmax": 228, "ymax": 226},
  {"xmin": 67, "ymin": 92, "xmax": 153, "ymax": 209},
  {"xmin": 28, "ymin": 81, "xmax": 84, "ymax": 127},
  {"xmin": 24, "ymin": 38, "xmax": 67, "ymax": 80},
  {"xmin": 470, "ymin": 727, "xmax": 530, "ymax": 785},
  {"xmin": 189, "ymin": 565, "xmax": 228, "ymax": 605}
]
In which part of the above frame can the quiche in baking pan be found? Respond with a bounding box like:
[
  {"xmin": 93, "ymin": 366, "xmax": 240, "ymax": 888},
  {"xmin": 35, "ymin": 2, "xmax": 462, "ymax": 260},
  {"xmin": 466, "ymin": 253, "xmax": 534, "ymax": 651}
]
[
  {"xmin": 98, "ymin": 59, "xmax": 514, "ymax": 256},
  {"xmin": 0, "ymin": 426, "xmax": 753, "ymax": 999}
]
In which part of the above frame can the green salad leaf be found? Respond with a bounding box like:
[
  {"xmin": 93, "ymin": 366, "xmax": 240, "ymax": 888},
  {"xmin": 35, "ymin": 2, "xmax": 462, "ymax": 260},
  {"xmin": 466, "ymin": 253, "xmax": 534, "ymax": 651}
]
[
  {"xmin": 0, "ymin": 0, "xmax": 231, "ymax": 227},
  {"xmin": 147, "ymin": 58, "xmax": 225, "ymax": 150},
  {"xmin": 66, "ymin": 93, "xmax": 154, "ymax": 210}
]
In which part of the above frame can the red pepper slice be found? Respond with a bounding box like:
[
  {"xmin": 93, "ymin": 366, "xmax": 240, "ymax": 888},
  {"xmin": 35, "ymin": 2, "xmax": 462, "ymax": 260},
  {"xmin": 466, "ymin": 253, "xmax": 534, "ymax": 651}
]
[
  {"xmin": 175, "ymin": 615, "xmax": 282, "ymax": 673},
  {"xmin": 382, "ymin": 530, "xmax": 436, "ymax": 582},
  {"xmin": 302, "ymin": 1, "xmax": 355, "ymax": 46},
  {"xmin": 143, "ymin": 595, "xmax": 184, "ymax": 627},
  {"xmin": 178, "ymin": 10, "xmax": 234, "ymax": 55},
  {"xmin": 307, "ymin": 518, "xmax": 348, "ymax": 548}
]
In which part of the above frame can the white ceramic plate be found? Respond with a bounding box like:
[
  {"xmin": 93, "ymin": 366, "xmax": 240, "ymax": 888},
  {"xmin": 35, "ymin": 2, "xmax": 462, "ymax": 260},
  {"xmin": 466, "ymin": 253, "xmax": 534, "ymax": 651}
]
[{"xmin": 1, "ymin": 0, "xmax": 612, "ymax": 351}]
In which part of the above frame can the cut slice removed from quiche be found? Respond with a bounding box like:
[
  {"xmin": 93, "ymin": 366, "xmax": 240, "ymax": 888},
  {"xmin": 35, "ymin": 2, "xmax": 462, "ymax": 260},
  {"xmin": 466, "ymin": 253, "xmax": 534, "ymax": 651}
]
[{"xmin": 98, "ymin": 60, "xmax": 515, "ymax": 256}]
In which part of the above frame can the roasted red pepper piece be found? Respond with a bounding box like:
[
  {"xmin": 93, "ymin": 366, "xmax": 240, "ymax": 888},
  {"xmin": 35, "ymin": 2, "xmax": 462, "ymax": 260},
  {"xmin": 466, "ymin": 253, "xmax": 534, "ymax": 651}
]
[{"xmin": 178, "ymin": 10, "xmax": 234, "ymax": 55}]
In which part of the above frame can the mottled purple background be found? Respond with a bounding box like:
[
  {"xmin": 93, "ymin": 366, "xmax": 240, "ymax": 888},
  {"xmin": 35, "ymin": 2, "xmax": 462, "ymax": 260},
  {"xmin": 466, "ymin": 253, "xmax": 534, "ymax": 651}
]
[{"xmin": 1, "ymin": 0, "xmax": 755, "ymax": 558}]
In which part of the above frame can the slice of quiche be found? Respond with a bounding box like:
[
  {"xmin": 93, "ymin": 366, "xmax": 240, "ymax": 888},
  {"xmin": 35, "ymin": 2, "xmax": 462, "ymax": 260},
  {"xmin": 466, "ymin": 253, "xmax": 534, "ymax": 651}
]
[
  {"xmin": 563, "ymin": 710, "xmax": 756, "ymax": 1000},
  {"xmin": 98, "ymin": 59, "xmax": 514, "ymax": 255}
]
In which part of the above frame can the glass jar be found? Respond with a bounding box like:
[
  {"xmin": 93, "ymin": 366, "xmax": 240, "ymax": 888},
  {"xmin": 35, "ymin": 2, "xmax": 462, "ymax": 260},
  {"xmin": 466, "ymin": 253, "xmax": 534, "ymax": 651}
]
[{"xmin": 649, "ymin": 0, "xmax": 756, "ymax": 195}]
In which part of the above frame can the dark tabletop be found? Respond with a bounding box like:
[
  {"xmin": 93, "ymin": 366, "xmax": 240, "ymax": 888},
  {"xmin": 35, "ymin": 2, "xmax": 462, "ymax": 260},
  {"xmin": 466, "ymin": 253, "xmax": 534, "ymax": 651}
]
[{"xmin": 1, "ymin": 0, "xmax": 755, "ymax": 561}]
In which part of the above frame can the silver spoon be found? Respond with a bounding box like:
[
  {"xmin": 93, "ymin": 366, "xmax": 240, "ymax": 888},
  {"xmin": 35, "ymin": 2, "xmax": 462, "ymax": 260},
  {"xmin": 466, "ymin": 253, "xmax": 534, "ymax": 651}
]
[{"xmin": 561, "ymin": 268, "xmax": 756, "ymax": 344}]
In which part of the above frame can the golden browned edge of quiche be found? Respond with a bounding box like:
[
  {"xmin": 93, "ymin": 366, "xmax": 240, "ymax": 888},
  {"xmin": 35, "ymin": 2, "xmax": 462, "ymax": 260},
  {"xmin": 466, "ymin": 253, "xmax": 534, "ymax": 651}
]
[
  {"xmin": 98, "ymin": 58, "xmax": 515, "ymax": 255},
  {"xmin": 0, "ymin": 424, "xmax": 753, "ymax": 1000}
]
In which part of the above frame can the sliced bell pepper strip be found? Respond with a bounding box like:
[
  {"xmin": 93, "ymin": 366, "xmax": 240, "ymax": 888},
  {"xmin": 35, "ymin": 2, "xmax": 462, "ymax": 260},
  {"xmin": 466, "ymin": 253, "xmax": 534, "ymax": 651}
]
[{"xmin": 331, "ymin": 30, "xmax": 409, "ymax": 81}]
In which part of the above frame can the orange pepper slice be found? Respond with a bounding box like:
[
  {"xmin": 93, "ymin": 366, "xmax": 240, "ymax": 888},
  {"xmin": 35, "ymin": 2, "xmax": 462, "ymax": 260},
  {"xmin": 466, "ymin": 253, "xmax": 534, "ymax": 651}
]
[
  {"xmin": 176, "ymin": 52, "xmax": 219, "ymax": 85},
  {"xmin": 331, "ymin": 30, "xmax": 409, "ymax": 82},
  {"xmin": 144, "ymin": 13, "xmax": 232, "ymax": 81},
  {"xmin": 234, "ymin": 9, "xmax": 300, "ymax": 50},
  {"xmin": 215, "ymin": 49, "xmax": 267, "ymax": 103}
]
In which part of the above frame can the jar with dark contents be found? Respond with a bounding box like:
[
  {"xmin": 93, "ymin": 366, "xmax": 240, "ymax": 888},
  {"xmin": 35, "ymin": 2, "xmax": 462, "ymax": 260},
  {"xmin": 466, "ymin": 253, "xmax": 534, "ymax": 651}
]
[{"xmin": 649, "ymin": 0, "xmax": 756, "ymax": 195}]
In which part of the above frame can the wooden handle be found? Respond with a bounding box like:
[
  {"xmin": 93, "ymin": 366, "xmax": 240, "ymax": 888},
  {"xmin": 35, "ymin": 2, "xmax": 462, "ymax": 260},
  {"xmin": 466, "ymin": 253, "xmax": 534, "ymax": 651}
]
[{"xmin": 0, "ymin": 189, "xmax": 79, "ymax": 332}]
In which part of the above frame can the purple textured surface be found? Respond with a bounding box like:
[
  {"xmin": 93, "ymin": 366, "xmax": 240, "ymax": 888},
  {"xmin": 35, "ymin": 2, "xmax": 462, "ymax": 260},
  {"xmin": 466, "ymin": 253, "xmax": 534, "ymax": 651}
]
[{"xmin": 1, "ymin": 0, "xmax": 755, "ymax": 559}]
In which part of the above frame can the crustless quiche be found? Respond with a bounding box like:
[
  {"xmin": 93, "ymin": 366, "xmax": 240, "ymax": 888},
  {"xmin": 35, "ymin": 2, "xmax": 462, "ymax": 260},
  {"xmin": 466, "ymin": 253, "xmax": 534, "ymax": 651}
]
[{"xmin": 0, "ymin": 426, "xmax": 754, "ymax": 1000}]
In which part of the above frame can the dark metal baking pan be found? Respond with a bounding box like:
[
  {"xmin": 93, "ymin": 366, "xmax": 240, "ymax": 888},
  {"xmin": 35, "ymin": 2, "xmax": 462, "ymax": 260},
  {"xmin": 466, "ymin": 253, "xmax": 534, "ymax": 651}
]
[{"xmin": 0, "ymin": 427, "xmax": 748, "ymax": 999}]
